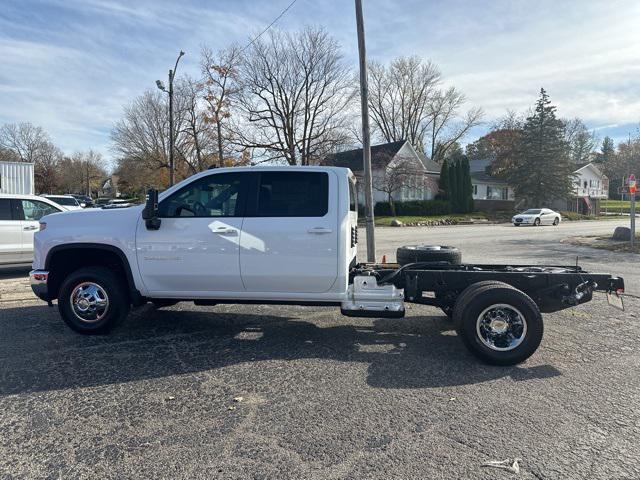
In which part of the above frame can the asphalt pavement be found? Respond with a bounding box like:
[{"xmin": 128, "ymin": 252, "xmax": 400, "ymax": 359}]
[{"xmin": 1, "ymin": 221, "xmax": 638, "ymax": 479}]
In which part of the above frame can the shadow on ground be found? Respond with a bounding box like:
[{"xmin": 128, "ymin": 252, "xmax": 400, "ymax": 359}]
[
  {"xmin": 0, "ymin": 304, "xmax": 560, "ymax": 396},
  {"xmin": 0, "ymin": 266, "xmax": 30, "ymax": 280}
]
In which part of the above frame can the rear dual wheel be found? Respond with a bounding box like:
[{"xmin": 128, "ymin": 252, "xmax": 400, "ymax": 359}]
[{"xmin": 453, "ymin": 282, "xmax": 543, "ymax": 365}]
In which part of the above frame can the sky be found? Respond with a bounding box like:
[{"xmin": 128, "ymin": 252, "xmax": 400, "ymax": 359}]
[{"xmin": 2, "ymin": 0, "xmax": 640, "ymax": 167}]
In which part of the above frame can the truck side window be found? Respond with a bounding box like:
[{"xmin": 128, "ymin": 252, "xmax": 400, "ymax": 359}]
[
  {"xmin": 158, "ymin": 173, "xmax": 245, "ymax": 218},
  {"xmin": 255, "ymin": 172, "xmax": 328, "ymax": 217}
]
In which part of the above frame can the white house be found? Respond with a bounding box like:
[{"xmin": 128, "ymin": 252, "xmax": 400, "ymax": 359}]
[
  {"xmin": 469, "ymin": 159, "xmax": 516, "ymax": 208},
  {"xmin": 556, "ymin": 163, "xmax": 608, "ymax": 215},
  {"xmin": 323, "ymin": 140, "xmax": 440, "ymax": 206}
]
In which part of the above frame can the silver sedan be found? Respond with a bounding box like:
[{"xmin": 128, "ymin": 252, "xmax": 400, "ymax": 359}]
[{"xmin": 512, "ymin": 208, "xmax": 561, "ymax": 226}]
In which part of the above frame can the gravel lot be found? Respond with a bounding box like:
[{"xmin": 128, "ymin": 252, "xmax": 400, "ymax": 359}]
[{"xmin": 1, "ymin": 221, "xmax": 638, "ymax": 479}]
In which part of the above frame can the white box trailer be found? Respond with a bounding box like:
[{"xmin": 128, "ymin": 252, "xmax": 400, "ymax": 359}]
[{"xmin": 0, "ymin": 161, "xmax": 35, "ymax": 195}]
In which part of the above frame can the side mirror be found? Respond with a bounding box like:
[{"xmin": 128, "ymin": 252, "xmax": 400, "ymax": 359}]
[{"xmin": 142, "ymin": 188, "xmax": 161, "ymax": 230}]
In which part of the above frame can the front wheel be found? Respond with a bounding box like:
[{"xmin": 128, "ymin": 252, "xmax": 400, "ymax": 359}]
[
  {"xmin": 553, "ymin": 217, "xmax": 559, "ymax": 226},
  {"xmin": 534, "ymin": 218, "xmax": 541, "ymax": 226},
  {"xmin": 453, "ymin": 284, "xmax": 543, "ymax": 365},
  {"xmin": 58, "ymin": 266, "xmax": 130, "ymax": 334}
]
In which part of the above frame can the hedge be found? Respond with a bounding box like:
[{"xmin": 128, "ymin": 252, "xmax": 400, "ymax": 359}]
[{"xmin": 373, "ymin": 200, "xmax": 452, "ymax": 216}]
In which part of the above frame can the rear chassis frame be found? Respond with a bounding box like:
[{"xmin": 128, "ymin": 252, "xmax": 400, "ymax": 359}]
[{"xmin": 352, "ymin": 262, "xmax": 625, "ymax": 314}]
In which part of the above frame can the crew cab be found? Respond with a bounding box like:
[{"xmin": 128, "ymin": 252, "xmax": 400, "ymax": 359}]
[{"xmin": 29, "ymin": 166, "xmax": 624, "ymax": 365}]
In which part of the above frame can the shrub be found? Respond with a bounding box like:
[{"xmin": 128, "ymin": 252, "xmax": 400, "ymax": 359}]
[{"xmin": 374, "ymin": 200, "xmax": 452, "ymax": 216}]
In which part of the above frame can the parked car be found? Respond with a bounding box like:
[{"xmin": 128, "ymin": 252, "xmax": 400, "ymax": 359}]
[
  {"xmin": 71, "ymin": 194, "xmax": 94, "ymax": 208},
  {"xmin": 42, "ymin": 195, "xmax": 83, "ymax": 211},
  {"xmin": 512, "ymin": 208, "xmax": 561, "ymax": 226},
  {"xmin": 0, "ymin": 194, "xmax": 63, "ymax": 265},
  {"xmin": 28, "ymin": 167, "xmax": 624, "ymax": 365},
  {"xmin": 101, "ymin": 198, "xmax": 135, "ymax": 209},
  {"xmin": 95, "ymin": 197, "xmax": 111, "ymax": 207}
]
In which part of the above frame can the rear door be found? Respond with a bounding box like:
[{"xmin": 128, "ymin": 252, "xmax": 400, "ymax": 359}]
[
  {"xmin": 0, "ymin": 199, "xmax": 22, "ymax": 264},
  {"xmin": 18, "ymin": 199, "xmax": 62, "ymax": 262},
  {"xmin": 240, "ymin": 171, "xmax": 338, "ymax": 293}
]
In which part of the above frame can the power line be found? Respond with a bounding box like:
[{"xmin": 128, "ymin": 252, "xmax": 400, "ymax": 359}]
[{"xmin": 240, "ymin": 0, "xmax": 299, "ymax": 53}]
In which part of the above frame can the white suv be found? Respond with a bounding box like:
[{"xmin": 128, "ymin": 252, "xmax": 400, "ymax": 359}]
[
  {"xmin": 0, "ymin": 194, "xmax": 63, "ymax": 265},
  {"xmin": 42, "ymin": 195, "xmax": 83, "ymax": 211}
]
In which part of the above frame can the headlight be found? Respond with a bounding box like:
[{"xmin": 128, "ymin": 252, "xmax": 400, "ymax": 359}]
[{"xmin": 39, "ymin": 222, "xmax": 47, "ymax": 231}]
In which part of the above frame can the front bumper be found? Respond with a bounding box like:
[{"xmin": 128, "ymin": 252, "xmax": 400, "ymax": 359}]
[{"xmin": 29, "ymin": 270, "xmax": 50, "ymax": 301}]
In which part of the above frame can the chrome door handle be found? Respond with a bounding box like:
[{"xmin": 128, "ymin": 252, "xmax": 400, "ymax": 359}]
[
  {"xmin": 308, "ymin": 227, "xmax": 332, "ymax": 234},
  {"xmin": 213, "ymin": 227, "xmax": 237, "ymax": 236},
  {"xmin": 23, "ymin": 226, "xmax": 38, "ymax": 231}
]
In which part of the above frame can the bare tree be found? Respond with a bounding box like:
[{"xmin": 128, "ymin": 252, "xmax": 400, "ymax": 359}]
[
  {"xmin": 111, "ymin": 90, "xmax": 171, "ymax": 173},
  {"xmin": 373, "ymin": 155, "xmax": 423, "ymax": 216},
  {"xmin": 564, "ymin": 117, "xmax": 597, "ymax": 165},
  {"xmin": 234, "ymin": 27, "xmax": 353, "ymax": 165},
  {"xmin": 426, "ymin": 87, "xmax": 483, "ymax": 163},
  {"xmin": 0, "ymin": 122, "xmax": 52, "ymax": 163},
  {"xmin": 201, "ymin": 45, "xmax": 242, "ymax": 166},
  {"xmin": 175, "ymin": 76, "xmax": 217, "ymax": 174},
  {"xmin": 366, "ymin": 56, "xmax": 483, "ymax": 163},
  {"xmin": 57, "ymin": 150, "xmax": 108, "ymax": 196},
  {"xmin": 367, "ymin": 56, "xmax": 440, "ymax": 151}
]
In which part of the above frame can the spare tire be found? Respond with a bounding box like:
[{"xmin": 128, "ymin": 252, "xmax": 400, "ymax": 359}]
[{"xmin": 396, "ymin": 245, "xmax": 462, "ymax": 266}]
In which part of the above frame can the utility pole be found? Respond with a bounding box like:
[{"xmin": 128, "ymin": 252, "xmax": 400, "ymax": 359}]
[
  {"xmin": 156, "ymin": 50, "xmax": 185, "ymax": 187},
  {"xmin": 355, "ymin": 0, "xmax": 376, "ymax": 262}
]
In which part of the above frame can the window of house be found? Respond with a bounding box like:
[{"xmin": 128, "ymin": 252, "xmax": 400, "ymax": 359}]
[
  {"xmin": 159, "ymin": 172, "xmax": 246, "ymax": 218},
  {"xmin": 473, "ymin": 185, "xmax": 478, "ymax": 195},
  {"xmin": 584, "ymin": 181, "xmax": 588, "ymax": 188},
  {"xmin": 255, "ymin": 172, "xmax": 328, "ymax": 217}
]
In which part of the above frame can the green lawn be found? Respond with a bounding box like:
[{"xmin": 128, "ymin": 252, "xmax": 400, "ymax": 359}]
[{"xmin": 601, "ymin": 199, "xmax": 634, "ymax": 213}]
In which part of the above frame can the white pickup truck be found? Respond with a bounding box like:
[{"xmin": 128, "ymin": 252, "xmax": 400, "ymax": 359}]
[{"xmin": 29, "ymin": 166, "xmax": 624, "ymax": 365}]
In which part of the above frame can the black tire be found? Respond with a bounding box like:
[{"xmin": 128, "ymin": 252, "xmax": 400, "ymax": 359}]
[
  {"xmin": 58, "ymin": 266, "xmax": 130, "ymax": 334},
  {"xmin": 453, "ymin": 284, "xmax": 543, "ymax": 365},
  {"xmin": 513, "ymin": 223, "xmax": 520, "ymax": 226},
  {"xmin": 534, "ymin": 218, "xmax": 541, "ymax": 226},
  {"xmin": 553, "ymin": 217, "xmax": 559, "ymax": 226},
  {"xmin": 151, "ymin": 299, "xmax": 179, "ymax": 308},
  {"xmin": 396, "ymin": 245, "xmax": 461, "ymax": 266}
]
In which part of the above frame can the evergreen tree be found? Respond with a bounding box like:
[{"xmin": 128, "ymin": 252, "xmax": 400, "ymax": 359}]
[
  {"xmin": 461, "ymin": 157, "xmax": 474, "ymax": 212},
  {"xmin": 596, "ymin": 136, "xmax": 615, "ymax": 164},
  {"xmin": 439, "ymin": 158, "xmax": 450, "ymax": 200},
  {"xmin": 508, "ymin": 89, "xmax": 573, "ymax": 206},
  {"xmin": 448, "ymin": 158, "xmax": 460, "ymax": 211}
]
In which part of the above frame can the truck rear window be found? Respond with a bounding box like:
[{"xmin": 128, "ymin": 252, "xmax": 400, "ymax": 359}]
[{"xmin": 255, "ymin": 172, "xmax": 328, "ymax": 217}]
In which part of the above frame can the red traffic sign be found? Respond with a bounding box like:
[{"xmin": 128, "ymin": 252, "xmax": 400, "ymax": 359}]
[{"xmin": 629, "ymin": 174, "xmax": 637, "ymax": 194}]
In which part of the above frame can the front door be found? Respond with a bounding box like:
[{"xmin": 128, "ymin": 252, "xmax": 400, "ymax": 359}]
[
  {"xmin": 0, "ymin": 199, "xmax": 22, "ymax": 265},
  {"xmin": 136, "ymin": 171, "xmax": 249, "ymax": 296},
  {"xmin": 240, "ymin": 171, "xmax": 338, "ymax": 293}
]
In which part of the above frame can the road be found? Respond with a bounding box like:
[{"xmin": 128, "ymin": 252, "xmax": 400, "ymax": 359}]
[{"xmin": 0, "ymin": 221, "xmax": 638, "ymax": 479}]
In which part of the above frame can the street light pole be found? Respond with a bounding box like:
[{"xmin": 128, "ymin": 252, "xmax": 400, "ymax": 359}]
[
  {"xmin": 157, "ymin": 50, "xmax": 185, "ymax": 187},
  {"xmin": 355, "ymin": 0, "xmax": 376, "ymax": 262}
]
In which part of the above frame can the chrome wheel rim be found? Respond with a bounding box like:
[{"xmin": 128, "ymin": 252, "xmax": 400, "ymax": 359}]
[
  {"xmin": 70, "ymin": 282, "xmax": 109, "ymax": 323},
  {"xmin": 476, "ymin": 304, "xmax": 527, "ymax": 351}
]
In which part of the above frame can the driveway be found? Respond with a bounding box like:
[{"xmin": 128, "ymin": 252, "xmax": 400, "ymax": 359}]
[{"xmin": 0, "ymin": 221, "xmax": 638, "ymax": 479}]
